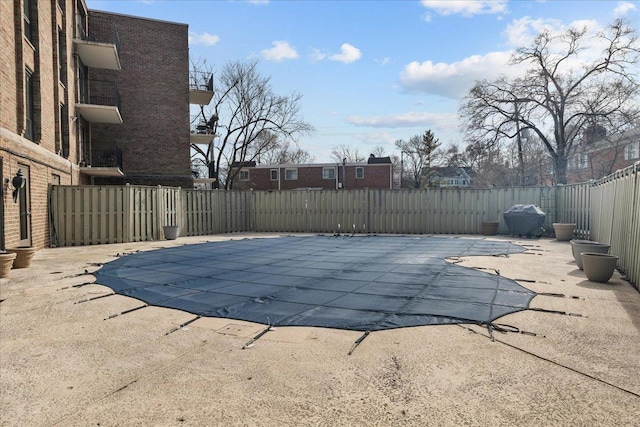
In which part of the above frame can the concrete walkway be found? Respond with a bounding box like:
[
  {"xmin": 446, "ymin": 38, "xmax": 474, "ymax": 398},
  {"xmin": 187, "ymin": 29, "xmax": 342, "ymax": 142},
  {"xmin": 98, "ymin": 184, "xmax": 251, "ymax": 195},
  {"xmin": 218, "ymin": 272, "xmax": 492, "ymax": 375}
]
[{"xmin": 1, "ymin": 233, "xmax": 639, "ymax": 426}]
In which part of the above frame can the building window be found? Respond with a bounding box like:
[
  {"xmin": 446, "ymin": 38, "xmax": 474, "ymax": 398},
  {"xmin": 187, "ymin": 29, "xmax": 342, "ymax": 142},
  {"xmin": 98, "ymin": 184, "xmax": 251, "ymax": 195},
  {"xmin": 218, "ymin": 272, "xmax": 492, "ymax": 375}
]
[
  {"xmin": 270, "ymin": 169, "xmax": 279, "ymax": 181},
  {"xmin": 58, "ymin": 29, "xmax": 66, "ymax": 84},
  {"xmin": 24, "ymin": 0, "xmax": 34, "ymax": 42},
  {"xmin": 624, "ymin": 141, "xmax": 639, "ymax": 160},
  {"xmin": 569, "ymin": 153, "xmax": 588, "ymax": 170},
  {"xmin": 77, "ymin": 66, "xmax": 88, "ymax": 103},
  {"xmin": 578, "ymin": 152, "xmax": 588, "ymax": 169},
  {"xmin": 76, "ymin": 3, "xmax": 86, "ymax": 39},
  {"xmin": 322, "ymin": 167, "xmax": 336, "ymax": 179},
  {"xmin": 58, "ymin": 103, "xmax": 69, "ymax": 157},
  {"xmin": 239, "ymin": 170, "xmax": 249, "ymax": 181},
  {"xmin": 285, "ymin": 168, "xmax": 298, "ymax": 180},
  {"xmin": 355, "ymin": 167, "xmax": 364, "ymax": 179},
  {"xmin": 25, "ymin": 69, "xmax": 35, "ymax": 141}
]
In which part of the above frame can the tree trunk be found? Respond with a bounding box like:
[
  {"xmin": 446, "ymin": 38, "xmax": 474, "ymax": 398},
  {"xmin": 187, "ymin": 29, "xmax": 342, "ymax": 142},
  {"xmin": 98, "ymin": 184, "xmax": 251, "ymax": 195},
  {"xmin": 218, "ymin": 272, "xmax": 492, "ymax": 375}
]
[{"xmin": 554, "ymin": 154, "xmax": 568, "ymax": 185}]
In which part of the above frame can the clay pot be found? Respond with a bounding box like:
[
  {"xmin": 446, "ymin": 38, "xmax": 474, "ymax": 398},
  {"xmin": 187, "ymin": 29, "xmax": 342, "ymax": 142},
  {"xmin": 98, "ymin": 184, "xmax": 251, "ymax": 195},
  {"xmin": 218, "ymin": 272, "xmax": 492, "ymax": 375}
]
[
  {"xmin": 163, "ymin": 225, "xmax": 180, "ymax": 240},
  {"xmin": 581, "ymin": 252, "xmax": 619, "ymax": 283},
  {"xmin": 481, "ymin": 221, "xmax": 499, "ymax": 236},
  {"xmin": 571, "ymin": 240, "xmax": 610, "ymax": 269},
  {"xmin": 0, "ymin": 252, "xmax": 17, "ymax": 278},
  {"xmin": 6, "ymin": 246, "xmax": 37, "ymax": 269},
  {"xmin": 553, "ymin": 223, "xmax": 576, "ymax": 241}
]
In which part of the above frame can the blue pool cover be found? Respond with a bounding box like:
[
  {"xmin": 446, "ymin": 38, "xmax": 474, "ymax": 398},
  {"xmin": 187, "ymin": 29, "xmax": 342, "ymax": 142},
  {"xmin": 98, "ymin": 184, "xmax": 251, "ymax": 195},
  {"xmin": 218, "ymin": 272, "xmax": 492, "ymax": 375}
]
[{"xmin": 94, "ymin": 235, "xmax": 536, "ymax": 331}]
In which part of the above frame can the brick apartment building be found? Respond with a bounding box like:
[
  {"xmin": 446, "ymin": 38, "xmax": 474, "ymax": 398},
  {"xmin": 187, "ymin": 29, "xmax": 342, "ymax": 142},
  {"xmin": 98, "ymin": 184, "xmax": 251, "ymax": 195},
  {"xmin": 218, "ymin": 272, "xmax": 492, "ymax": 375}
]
[
  {"xmin": 231, "ymin": 156, "xmax": 394, "ymax": 191},
  {"xmin": 567, "ymin": 127, "xmax": 640, "ymax": 184},
  {"xmin": 1, "ymin": 0, "xmax": 209, "ymax": 250}
]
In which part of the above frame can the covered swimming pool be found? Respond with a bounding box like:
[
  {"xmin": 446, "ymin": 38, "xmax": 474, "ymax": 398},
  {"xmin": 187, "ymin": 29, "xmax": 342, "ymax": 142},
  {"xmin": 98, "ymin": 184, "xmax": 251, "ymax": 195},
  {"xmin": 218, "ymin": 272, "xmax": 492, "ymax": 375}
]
[{"xmin": 95, "ymin": 235, "xmax": 535, "ymax": 331}]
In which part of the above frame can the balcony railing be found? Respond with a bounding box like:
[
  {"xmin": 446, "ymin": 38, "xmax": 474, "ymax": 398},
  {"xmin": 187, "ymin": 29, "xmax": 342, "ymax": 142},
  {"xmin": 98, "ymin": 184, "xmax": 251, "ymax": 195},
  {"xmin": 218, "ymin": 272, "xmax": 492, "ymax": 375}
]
[
  {"xmin": 79, "ymin": 79, "xmax": 121, "ymax": 108},
  {"xmin": 189, "ymin": 71, "xmax": 214, "ymax": 105},
  {"xmin": 189, "ymin": 71, "xmax": 213, "ymax": 92},
  {"xmin": 75, "ymin": 13, "xmax": 120, "ymax": 53},
  {"xmin": 190, "ymin": 114, "xmax": 215, "ymax": 134},
  {"xmin": 189, "ymin": 114, "xmax": 216, "ymax": 144},
  {"xmin": 74, "ymin": 13, "xmax": 121, "ymax": 70},
  {"xmin": 82, "ymin": 143, "xmax": 123, "ymax": 169}
]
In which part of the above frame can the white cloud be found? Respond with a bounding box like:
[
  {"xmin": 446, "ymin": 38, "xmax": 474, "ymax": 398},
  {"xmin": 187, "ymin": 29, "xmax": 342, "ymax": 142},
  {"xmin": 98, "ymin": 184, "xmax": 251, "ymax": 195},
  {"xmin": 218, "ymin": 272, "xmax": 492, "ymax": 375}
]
[
  {"xmin": 399, "ymin": 17, "xmax": 618, "ymax": 99},
  {"xmin": 614, "ymin": 1, "xmax": 637, "ymax": 16},
  {"xmin": 309, "ymin": 48, "xmax": 327, "ymax": 62},
  {"xmin": 502, "ymin": 17, "xmax": 563, "ymax": 47},
  {"xmin": 329, "ymin": 43, "xmax": 362, "ymax": 64},
  {"xmin": 504, "ymin": 17, "xmax": 610, "ymax": 66},
  {"xmin": 420, "ymin": 0, "xmax": 508, "ymax": 17},
  {"xmin": 261, "ymin": 41, "xmax": 299, "ymax": 62},
  {"xmin": 398, "ymin": 51, "xmax": 516, "ymax": 98},
  {"xmin": 352, "ymin": 131, "xmax": 398, "ymax": 147},
  {"xmin": 346, "ymin": 111, "xmax": 459, "ymax": 131},
  {"xmin": 189, "ymin": 31, "xmax": 220, "ymax": 46}
]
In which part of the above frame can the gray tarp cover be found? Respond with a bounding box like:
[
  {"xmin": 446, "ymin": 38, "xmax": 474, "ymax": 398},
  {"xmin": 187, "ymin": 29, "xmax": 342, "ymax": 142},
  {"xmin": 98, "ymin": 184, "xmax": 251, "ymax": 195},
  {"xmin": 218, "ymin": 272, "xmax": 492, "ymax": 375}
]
[
  {"xmin": 95, "ymin": 236, "xmax": 536, "ymax": 331},
  {"xmin": 503, "ymin": 204, "xmax": 546, "ymax": 237}
]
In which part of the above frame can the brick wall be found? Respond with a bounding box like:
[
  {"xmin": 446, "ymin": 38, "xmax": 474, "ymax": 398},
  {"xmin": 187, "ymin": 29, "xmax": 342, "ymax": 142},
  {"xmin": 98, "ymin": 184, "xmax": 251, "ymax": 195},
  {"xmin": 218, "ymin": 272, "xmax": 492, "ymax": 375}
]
[
  {"xmin": 235, "ymin": 164, "xmax": 393, "ymax": 191},
  {"xmin": 88, "ymin": 11, "xmax": 192, "ymax": 188},
  {"xmin": 1, "ymin": 0, "xmax": 79, "ymax": 250},
  {"xmin": 566, "ymin": 139, "xmax": 639, "ymax": 184}
]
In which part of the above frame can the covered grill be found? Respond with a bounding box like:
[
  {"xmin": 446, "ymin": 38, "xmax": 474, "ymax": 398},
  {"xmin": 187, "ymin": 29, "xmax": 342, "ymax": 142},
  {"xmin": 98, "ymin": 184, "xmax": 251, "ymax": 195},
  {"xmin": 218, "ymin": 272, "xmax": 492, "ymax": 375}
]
[{"xmin": 503, "ymin": 204, "xmax": 546, "ymax": 238}]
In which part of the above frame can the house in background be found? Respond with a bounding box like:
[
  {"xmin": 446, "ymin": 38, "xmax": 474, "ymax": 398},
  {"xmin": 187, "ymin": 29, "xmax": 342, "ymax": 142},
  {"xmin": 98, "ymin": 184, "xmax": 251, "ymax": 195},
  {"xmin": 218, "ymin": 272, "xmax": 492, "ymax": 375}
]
[
  {"xmin": 567, "ymin": 126, "xmax": 639, "ymax": 184},
  {"xmin": 429, "ymin": 166, "xmax": 475, "ymax": 188},
  {"xmin": 232, "ymin": 155, "xmax": 394, "ymax": 191},
  {"xmin": 1, "ymin": 0, "xmax": 208, "ymax": 249}
]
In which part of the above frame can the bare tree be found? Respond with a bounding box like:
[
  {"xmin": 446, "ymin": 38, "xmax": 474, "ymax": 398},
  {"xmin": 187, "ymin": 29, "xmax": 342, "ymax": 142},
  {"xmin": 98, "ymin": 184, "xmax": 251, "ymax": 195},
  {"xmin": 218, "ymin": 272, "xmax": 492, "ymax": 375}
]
[
  {"xmin": 191, "ymin": 59, "xmax": 313, "ymax": 189},
  {"xmin": 330, "ymin": 145, "xmax": 365, "ymax": 163},
  {"xmin": 395, "ymin": 130, "xmax": 442, "ymax": 188},
  {"xmin": 460, "ymin": 19, "xmax": 640, "ymax": 184},
  {"xmin": 442, "ymin": 143, "xmax": 471, "ymax": 168},
  {"xmin": 504, "ymin": 134, "xmax": 553, "ymax": 185},
  {"xmin": 257, "ymin": 136, "xmax": 315, "ymax": 164},
  {"xmin": 370, "ymin": 145, "xmax": 388, "ymax": 158}
]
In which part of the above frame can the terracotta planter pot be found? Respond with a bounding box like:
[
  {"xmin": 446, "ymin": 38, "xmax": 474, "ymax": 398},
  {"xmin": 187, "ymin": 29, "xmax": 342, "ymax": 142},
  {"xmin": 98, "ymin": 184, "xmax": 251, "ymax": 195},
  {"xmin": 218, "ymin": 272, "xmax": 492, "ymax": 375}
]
[
  {"xmin": 581, "ymin": 252, "xmax": 619, "ymax": 283},
  {"xmin": 571, "ymin": 240, "xmax": 610, "ymax": 269},
  {"xmin": 553, "ymin": 223, "xmax": 576, "ymax": 241},
  {"xmin": 0, "ymin": 252, "xmax": 17, "ymax": 278},
  {"xmin": 481, "ymin": 221, "xmax": 499, "ymax": 236},
  {"xmin": 163, "ymin": 226, "xmax": 180, "ymax": 240},
  {"xmin": 6, "ymin": 246, "xmax": 37, "ymax": 269}
]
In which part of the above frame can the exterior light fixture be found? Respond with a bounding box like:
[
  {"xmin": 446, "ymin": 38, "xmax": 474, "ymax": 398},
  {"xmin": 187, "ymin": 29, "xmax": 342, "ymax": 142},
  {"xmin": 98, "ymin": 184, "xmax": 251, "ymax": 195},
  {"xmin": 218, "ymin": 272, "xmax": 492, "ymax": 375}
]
[{"xmin": 12, "ymin": 169, "xmax": 26, "ymax": 203}]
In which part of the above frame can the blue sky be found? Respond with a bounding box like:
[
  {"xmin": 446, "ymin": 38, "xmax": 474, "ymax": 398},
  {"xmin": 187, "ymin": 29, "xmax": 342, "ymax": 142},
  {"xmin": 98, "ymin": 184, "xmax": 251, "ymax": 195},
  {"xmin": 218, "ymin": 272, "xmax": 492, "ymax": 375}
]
[{"xmin": 86, "ymin": 0, "xmax": 639, "ymax": 162}]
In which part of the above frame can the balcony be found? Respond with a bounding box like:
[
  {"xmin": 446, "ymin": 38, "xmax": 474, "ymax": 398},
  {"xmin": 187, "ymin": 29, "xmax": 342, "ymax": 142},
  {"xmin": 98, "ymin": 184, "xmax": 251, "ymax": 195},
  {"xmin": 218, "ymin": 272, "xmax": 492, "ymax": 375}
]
[
  {"xmin": 189, "ymin": 71, "xmax": 214, "ymax": 105},
  {"xmin": 75, "ymin": 79, "xmax": 123, "ymax": 124},
  {"xmin": 80, "ymin": 143, "xmax": 124, "ymax": 177},
  {"xmin": 190, "ymin": 114, "xmax": 216, "ymax": 144},
  {"xmin": 73, "ymin": 14, "xmax": 121, "ymax": 70}
]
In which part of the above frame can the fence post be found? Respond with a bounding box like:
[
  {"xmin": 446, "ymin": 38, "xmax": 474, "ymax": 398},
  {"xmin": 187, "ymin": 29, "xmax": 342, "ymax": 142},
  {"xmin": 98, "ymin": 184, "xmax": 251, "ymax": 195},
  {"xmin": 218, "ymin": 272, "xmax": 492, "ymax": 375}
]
[
  {"xmin": 123, "ymin": 184, "xmax": 132, "ymax": 242},
  {"xmin": 155, "ymin": 185, "xmax": 161, "ymax": 240}
]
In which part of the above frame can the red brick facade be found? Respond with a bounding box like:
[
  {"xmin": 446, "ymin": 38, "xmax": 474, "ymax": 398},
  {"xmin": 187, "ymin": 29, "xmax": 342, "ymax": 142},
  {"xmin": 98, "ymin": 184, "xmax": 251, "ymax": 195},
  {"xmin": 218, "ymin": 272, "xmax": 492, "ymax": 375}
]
[
  {"xmin": 1, "ymin": 0, "xmax": 80, "ymax": 250},
  {"xmin": 232, "ymin": 161, "xmax": 394, "ymax": 191},
  {"xmin": 1, "ymin": 1, "xmax": 192, "ymax": 249},
  {"xmin": 566, "ymin": 128, "xmax": 640, "ymax": 184},
  {"xmin": 88, "ymin": 11, "xmax": 192, "ymax": 188}
]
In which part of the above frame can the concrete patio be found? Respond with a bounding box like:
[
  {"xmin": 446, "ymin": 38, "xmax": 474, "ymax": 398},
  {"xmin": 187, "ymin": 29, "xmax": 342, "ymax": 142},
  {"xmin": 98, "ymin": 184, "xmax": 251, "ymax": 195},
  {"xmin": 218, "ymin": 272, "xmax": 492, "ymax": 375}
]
[{"xmin": 1, "ymin": 233, "xmax": 639, "ymax": 426}]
